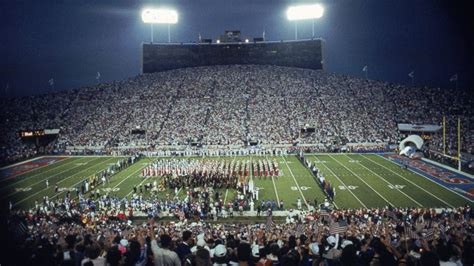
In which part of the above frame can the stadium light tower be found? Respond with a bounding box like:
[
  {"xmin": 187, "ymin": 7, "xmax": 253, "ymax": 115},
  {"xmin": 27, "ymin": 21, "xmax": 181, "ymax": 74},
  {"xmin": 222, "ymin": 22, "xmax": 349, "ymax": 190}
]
[
  {"xmin": 286, "ymin": 3, "xmax": 324, "ymax": 40},
  {"xmin": 141, "ymin": 8, "xmax": 178, "ymax": 43}
]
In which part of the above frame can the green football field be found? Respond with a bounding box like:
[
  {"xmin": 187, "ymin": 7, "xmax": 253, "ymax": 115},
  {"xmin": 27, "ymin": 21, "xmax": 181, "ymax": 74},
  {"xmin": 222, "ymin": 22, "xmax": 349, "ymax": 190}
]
[{"xmin": 2, "ymin": 154, "xmax": 472, "ymax": 210}]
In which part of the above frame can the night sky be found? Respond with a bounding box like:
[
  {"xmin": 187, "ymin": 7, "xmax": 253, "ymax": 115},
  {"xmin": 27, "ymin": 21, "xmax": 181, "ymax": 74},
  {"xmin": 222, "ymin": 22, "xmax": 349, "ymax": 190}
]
[{"xmin": 1, "ymin": 0, "xmax": 473, "ymax": 96}]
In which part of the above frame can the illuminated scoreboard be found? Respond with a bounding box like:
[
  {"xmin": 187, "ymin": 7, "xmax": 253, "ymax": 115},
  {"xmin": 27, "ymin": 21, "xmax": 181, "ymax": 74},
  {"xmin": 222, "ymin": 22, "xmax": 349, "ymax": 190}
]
[
  {"xmin": 17, "ymin": 129, "xmax": 59, "ymax": 138},
  {"xmin": 17, "ymin": 130, "xmax": 45, "ymax": 138}
]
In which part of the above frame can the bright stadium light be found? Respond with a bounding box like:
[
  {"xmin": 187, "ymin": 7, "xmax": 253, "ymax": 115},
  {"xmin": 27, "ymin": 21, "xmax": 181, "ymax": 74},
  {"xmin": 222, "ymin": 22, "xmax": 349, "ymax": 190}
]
[
  {"xmin": 141, "ymin": 8, "xmax": 178, "ymax": 24},
  {"xmin": 286, "ymin": 4, "xmax": 324, "ymax": 21},
  {"xmin": 141, "ymin": 8, "xmax": 178, "ymax": 43},
  {"xmin": 286, "ymin": 4, "xmax": 324, "ymax": 40},
  {"xmin": 245, "ymin": 38, "xmax": 249, "ymax": 43},
  {"xmin": 216, "ymin": 39, "xmax": 221, "ymax": 44}
]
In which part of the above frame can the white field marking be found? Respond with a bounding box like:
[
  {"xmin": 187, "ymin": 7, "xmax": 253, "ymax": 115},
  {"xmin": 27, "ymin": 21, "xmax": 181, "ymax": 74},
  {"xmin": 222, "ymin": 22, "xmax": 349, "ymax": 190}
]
[
  {"xmin": 53, "ymin": 159, "xmax": 144, "ymax": 201},
  {"xmin": 348, "ymin": 160, "xmax": 360, "ymax": 163},
  {"xmin": 312, "ymin": 155, "xmax": 366, "ymax": 208},
  {"xmin": 224, "ymin": 154, "xmax": 236, "ymax": 204},
  {"xmin": 291, "ymin": 186, "xmax": 313, "ymax": 191},
  {"xmin": 15, "ymin": 157, "xmax": 116, "ymax": 205},
  {"xmin": 58, "ymin": 187, "xmax": 77, "ymax": 192},
  {"xmin": 265, "ymin": 155, "xmax": 280, "ymax": 204},
  {"xmin": 15, "ymin": 187, "xmax": 32, "ymax": 192},
  {"xmin": 329, "ymin": 154, "xmax": 394, "ymax": 206},
  {"xmin": 388, "ymin": 185, "xmax": 406, "ymax": 189},
  {"xmin": 124, "ymin": 171, "xmax": 163, "ymax": 198},
  {"xmin": 0, "ymin": 157, "xmax": 77, "ymax": 187},
  {"xmin": 224, "ymin": 189, "xmax": 229, "ymax": 204},
  {"xmin": 100, "ymin": 187, "xmax": 120, "ymax": 193},
  {"xmin": 338, "ymin": 185, "xmax": 358, "ymax": 190},
  {"xmin": 369, "ymin": 155, "xmax": 459, "ymax": 207},
  {"xmin": 3, "ymin": 157, "xmax": 98, "ymax": 198},
  {"xmin": 347, "ymin": 154, "xmax": 423, "ymax": 207},
  {"xmin": 282, "ymin": 156, "xmax": 308, "ymax": 209},
  {"xmin": 109, "ymin": 165, "xmax": 151, "ymax": 192},
  {"xmin": 313, "ymin": 160, "xmax": 326, "ymax": 163}
]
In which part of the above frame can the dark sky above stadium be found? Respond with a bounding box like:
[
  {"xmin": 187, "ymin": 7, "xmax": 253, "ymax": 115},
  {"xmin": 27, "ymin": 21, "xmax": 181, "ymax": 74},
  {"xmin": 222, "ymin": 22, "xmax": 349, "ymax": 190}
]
[{"xmin": 1, "ymin": 0, "xmax": 473, "ymax": 96}]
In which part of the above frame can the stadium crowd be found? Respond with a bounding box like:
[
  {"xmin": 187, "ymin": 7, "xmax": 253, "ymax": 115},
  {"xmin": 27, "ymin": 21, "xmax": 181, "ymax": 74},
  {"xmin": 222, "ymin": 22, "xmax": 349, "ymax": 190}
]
[
  {"xmin": 1, "ymin": 65, "xmax": 473, "ymax": 165},
  {"xmin": 4, "ymin": 195, "xmax": 474, "ymax": 266}
]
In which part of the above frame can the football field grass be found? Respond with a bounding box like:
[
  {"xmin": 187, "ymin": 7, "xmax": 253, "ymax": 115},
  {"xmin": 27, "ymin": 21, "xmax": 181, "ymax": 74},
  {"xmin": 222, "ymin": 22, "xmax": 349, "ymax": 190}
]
[{"xmin": 3, "ymin": 154, "xmax": 472, "ymax": 210}]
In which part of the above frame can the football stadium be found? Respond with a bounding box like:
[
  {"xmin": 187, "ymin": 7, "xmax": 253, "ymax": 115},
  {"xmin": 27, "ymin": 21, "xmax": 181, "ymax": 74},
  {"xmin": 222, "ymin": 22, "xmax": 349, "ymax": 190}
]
[{"xmin": 1, "ymin": 1, "xmax": 473, "ymax": 266}]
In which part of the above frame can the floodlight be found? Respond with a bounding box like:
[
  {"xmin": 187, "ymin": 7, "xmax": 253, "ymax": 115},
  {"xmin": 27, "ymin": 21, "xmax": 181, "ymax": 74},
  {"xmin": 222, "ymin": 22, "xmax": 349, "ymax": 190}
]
[
  {"xmin": 245, "ymin": 38, "xmax": 249, "ymax": 43},
  {"xmin": 141, "ymin": 8, "xmax": 178, "ymax": 24},
  {"xmin": 286, "ymin": 4, "xmax": 324, "ymax": 21},
  {"xmin": 216, "ymin": 39, "xmax": 221, "ymax": 44}
]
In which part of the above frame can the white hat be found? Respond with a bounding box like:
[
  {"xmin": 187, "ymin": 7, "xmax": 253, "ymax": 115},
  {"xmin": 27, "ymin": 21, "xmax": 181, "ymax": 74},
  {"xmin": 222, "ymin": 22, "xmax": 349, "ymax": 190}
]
[
  {"xmin": 214, "ymin": 244, "xmax": 227, "ymax": 257},
  {"xmin": 309, "ymin": 243, "xmax": 319, "ymax": 255},
  {"xmin": 120, "ymin": 239, "xmax": 129, "ymax": 247},
  {"xmin": 197, "ymin": 238, "xmax": 206, "ymax": 247},
  {"xmin": 327, "ymin": 236, "xmax": 336, "ymax": 246},
  {"xmin": 197, "ymin": 233, "xmax": 205, "ymax": 241},
  {"xmin": 341, "ymin": 240, "xmax": 353, "ymax": 248},
  {"xmin": 252, "ymin": 245, "xmax": 260, "ymax": 257},
  {"xmin": 277, "ymin": 239, "xmax": 284, "ymax": 248}
]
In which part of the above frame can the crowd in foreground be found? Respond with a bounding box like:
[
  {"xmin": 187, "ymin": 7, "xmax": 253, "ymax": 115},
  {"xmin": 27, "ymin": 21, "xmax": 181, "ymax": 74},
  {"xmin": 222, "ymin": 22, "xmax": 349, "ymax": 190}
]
[{"xmin": 4, "ymin": 198, "xmax": 473, "ymax": 266}]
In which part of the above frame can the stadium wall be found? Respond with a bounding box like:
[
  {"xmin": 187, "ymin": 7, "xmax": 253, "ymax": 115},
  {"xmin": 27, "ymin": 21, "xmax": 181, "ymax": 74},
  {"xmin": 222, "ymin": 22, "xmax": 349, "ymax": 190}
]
[{"xmin": 141, "ymin": 39, "xmax": 324, "ymax": 73}]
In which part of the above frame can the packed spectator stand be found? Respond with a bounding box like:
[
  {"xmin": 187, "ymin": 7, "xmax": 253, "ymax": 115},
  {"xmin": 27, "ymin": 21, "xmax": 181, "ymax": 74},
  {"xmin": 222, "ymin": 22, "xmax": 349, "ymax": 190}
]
[{"xmin": 1, "ymin": 65, "xmax": 472, "ymax": 165}]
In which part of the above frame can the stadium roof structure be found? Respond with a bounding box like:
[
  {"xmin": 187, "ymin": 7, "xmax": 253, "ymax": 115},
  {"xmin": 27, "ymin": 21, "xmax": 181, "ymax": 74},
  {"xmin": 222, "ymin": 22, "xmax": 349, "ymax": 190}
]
[
  {"xmin": 398, "ymin": 123, "xmax": 442, "ymax": 132},
  {"xmin": 141, "ymin": 38, "xmax": 324, "ymax": 46}
]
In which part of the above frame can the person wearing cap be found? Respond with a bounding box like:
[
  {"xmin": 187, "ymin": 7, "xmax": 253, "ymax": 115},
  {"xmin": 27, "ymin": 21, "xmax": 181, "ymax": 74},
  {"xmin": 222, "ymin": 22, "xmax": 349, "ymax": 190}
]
[
  {"xmin": 119, "ymin": 239, "xmax": 129, "ymax": 254},
  {"xmin": 323, "ymin": 234, "xmax": 341, "ymax": 261},
  {"xmin": 212, "ymin": 244, "xmax": 229, "ymax": 266},
  {"xmin": 309, "ymin": 241, "xmax": 321, "ymax": 265},
  {"xmin": 249, "ymin": 244, "xmax": 261, "ymax": 265}
]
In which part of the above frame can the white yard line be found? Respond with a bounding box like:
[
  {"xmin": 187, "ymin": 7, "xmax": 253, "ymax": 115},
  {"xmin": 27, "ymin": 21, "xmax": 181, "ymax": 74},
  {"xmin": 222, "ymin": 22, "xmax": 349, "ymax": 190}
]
[
  {"xmin": 265, "ymin": 154, "xmax": 280, "ymax": 204},
  {"xmin": 15, "ymin": 157, "xmax": 116, "ymax": 205},
  {"xmin": 271, "ymin": 176, "xmax": 280, "ymax": 204},
  {"xmin": 124, "ymin": 172, "xmax": 163, "ymax": 198},
  {"xmin": 371, "ymin": 155, "xmax": 460, "ymax": 207},
  {"xmin": 282, "ymin": 156, "xmax": 308, "ymax": 209},
  {"xmin": 4, "ymin": 157, "xmax": 98, "ymax": 198},
  {"xmin": 312, "ymin": 155, "xmax": 366, "ymax": 208},
  {"xmin": 349, "ymin": 154, "xmax": 423, "ymax": 207},
  {"xmin": 112, "ymin": 166, "xmax": 147, "ymax": 189},
  {"xmin": 224, "ymin": 189, "xmax": 229, "ymax": 204},
  {"xmin": 57, "ymin": 160, "xmax": 146, "ymax": 201},
  {"xmin": 329, "ymin": 154, "xmax": 394, "ymax": 206}
]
